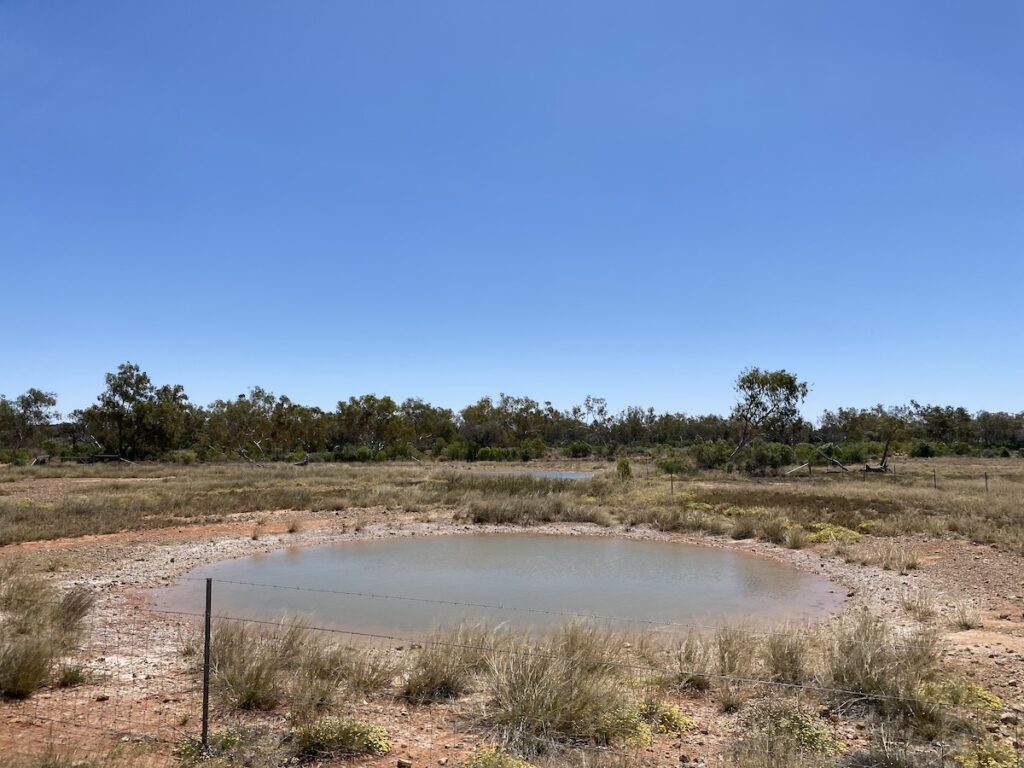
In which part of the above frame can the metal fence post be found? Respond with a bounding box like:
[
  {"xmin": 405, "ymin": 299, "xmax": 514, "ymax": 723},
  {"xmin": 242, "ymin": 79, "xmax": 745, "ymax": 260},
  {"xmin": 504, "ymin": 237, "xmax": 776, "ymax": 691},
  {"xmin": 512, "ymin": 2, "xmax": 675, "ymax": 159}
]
[{"xmin": 202, "ymin": 577, "xmax": 212, "ymax": 749}]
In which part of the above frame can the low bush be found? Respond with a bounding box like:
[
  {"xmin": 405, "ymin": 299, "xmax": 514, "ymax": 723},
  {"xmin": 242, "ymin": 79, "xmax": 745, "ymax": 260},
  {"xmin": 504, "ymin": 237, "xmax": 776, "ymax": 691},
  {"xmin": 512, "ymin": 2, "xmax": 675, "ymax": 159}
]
[
  {"xmin": 730, "ymin": 515, "xmax": 758, "ymax": 540},
  {"xmin": 740, "ymin": 440, "xmax": 794, "ymax": 475},
  {"xmin": 564, "ymin": 442, "xmax": 593, "ymax": 458},
  {"xmin": 340, "ymin": 647, "xmax": 399, "ymax": 696},
  {"xmin": 953, "ymin": 738, "xmax": 1018, "ymax": 768},
  {"xmin": 291, "ymin": 716, "xmax": 391, "ymax": 758},
  {"xmin": 668, "ymin": 632, "xmax": 713, "ymax": 692},
  {"xmin": 481, "ymin": 624, "xmax": 631, "ymax": 754},
  {"xmin": 0, "ymin": 563, "xmax": 94, "ymax": 698},
  {"xmin": 635, "ymin": 699, "xmax": 697, "ymax": 734},
  {"xmin": 689, "ymin": 439, "xmax": 732, "ymax": 469},
  {"xmin": 806, "ymin": 523, "xmax": 861, "ymax": 543},
  {"xmin": 761, "ymin": 628, "xmax": 810, "ymax": 685},
  {"xmin": 403, "ymin": 624, "xmax": 496, "ymax": 702},
  {"xmin": 726, "ymin": 698, "xmax": 840, "ymax": 767},
  {"xmin": 715, "ymin": 627, "xmax": 758, "ymax": 678},
  {"xmin": 211, "ymin": 620, "xmax": 310, "ymax": 710},
  {"xmin": 616, "ymin": 458, "xmax": 632, "ymax": 481},
  {"xmin": 785, "ymin": 527, "xmax": 808, "ymax": 549},
  {"xmin": 656, "ymin": 457, "xmax": 689, "ymax": 475},
  {"xmin": 822, "ymin": 610, "xmax": 944, "ymax": 730},
  {"xmin": 464, "ymin": 748, "xmax": 536, "ymax": 768},
  {"xmin": 758, "ymin": 516, "xmax": 789, "ymax": 545}
]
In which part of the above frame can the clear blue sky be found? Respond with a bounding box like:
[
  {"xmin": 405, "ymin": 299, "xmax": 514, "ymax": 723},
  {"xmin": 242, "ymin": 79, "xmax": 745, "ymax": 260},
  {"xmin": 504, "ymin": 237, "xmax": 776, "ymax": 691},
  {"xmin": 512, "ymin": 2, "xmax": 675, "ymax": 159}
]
[{"xmin": 2, "ymin": 2, "xmax": 1022, "ymax": 418}]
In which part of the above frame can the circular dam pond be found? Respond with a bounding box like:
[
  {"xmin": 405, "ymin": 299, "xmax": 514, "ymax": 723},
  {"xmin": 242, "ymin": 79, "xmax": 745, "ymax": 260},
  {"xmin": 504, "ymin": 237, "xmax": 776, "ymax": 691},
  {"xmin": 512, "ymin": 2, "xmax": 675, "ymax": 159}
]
[{"xmin": 157, "ymin": 534, "xmax": 842, "ymax": 635}]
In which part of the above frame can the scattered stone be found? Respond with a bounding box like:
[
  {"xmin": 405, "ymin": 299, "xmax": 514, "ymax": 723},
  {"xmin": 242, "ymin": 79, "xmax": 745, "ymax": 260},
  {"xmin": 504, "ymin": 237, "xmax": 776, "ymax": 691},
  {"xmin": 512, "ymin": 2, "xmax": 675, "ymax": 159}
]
[
  {"xmin": 397, "ymin": 759, "xmax": 413, "ymax": 768},
  {"xmin": 95, "ymin": 694, "xmax": 109, "ymax": 702}
]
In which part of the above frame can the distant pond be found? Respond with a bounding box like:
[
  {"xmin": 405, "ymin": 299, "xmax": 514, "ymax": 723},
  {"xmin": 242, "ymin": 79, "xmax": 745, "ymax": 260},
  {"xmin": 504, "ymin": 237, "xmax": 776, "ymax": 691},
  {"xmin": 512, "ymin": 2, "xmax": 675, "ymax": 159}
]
[{"xmin": 478, "ymin": 470, "xmax": 596, "ymax": 480}]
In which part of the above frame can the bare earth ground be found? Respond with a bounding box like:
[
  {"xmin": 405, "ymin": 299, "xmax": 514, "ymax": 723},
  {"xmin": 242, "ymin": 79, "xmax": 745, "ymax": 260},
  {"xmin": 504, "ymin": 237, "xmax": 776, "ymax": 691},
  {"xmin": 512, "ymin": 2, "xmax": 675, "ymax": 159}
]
[{"xmin": 0, "ymin": 467, "xmax": 1022, "ymax": 766}]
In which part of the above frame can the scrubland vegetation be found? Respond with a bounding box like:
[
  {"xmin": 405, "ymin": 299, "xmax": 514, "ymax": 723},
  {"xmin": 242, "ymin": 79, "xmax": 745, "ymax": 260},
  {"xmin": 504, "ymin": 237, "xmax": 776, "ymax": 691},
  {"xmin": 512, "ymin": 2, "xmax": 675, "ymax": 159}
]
[
  {"xmin": 162, "ymin": 607, "xmax": 1011, "ymax": 768},
  {"xmin": 1, "ymin": 456, "xmax": 1022, "ymax": 555},
  {"xmin": 0, "ymin": 562, "xmax": 93, "ymax": 699},
  {"xmin": 1, "ymin": 458, "xmax": 1021, "ymax": 766},
  {"xmin": 2, "ymin": 366, "xmax": 1022, "ymax": 766},
  {"xmin": 3, "ymin": 363, "xmax": 1023, "ymax": 467}
]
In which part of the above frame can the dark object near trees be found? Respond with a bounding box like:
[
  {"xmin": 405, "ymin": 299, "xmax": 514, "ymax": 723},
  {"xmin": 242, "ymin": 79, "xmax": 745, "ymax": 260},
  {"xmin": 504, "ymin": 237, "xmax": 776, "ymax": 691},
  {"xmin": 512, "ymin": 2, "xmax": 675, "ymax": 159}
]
[{"xmin": 863, "ymin": 438, "xmax": 891, "ymax": 473}]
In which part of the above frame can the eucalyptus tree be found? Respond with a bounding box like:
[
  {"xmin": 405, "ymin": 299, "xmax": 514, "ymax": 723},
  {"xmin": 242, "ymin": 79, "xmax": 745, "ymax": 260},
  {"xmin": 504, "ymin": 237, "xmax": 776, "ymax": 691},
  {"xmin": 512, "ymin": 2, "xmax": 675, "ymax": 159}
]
[
  {"xmin": 728, "ymin": 368, "xmax": 808, "ymax": 459},
  {"xmin": 0, "ymin": 388, "xmax": 59, "ymax": 451}
]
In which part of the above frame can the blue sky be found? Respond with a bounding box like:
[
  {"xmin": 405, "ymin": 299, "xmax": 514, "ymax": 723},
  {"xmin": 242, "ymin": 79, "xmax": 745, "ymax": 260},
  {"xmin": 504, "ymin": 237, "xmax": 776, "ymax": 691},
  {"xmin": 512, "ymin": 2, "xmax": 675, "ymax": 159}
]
[{"xmin": 2, "ymin": 2, "xmax": 1022, "ymax": 418}]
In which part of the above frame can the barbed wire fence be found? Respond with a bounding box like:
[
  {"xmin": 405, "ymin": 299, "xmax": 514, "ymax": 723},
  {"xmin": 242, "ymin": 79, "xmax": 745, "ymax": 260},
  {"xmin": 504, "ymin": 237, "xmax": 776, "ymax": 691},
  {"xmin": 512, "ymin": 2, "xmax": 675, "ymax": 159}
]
[{"xmin": 3, "ymin": 579, "xmax": 1022, "ymax": 767}]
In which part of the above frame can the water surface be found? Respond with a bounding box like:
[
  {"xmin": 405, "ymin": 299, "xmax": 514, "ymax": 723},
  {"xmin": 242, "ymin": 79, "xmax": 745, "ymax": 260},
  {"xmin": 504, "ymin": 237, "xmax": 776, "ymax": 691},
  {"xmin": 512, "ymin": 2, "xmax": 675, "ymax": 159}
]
[
  {"xmin": 157, "ymin": 534, "xmax": 841, "ymax": 635},
  {"xmin": 480, "ymin": 470, "xmax": 595, "ymax": 480}
]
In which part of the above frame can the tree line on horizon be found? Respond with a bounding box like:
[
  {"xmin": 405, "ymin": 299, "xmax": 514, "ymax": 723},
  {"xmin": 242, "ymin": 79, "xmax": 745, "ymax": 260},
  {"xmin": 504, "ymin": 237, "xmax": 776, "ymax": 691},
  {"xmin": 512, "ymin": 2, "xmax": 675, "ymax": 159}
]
[{"xmin": 1, "ymin": 362, "xmax": 1022, "ymax": 468}]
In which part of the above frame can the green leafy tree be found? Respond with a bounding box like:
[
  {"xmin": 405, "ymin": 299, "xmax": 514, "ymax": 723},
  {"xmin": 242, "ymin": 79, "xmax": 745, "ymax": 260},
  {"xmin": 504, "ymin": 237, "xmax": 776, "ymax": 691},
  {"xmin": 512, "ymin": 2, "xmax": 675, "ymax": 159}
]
[
  {"xmin": 0, "ymin": 389, "xmax": 59, "ymax": 450},
  {"xmin": 75, "ymin": 363, "xmax": 155, "ymax": 457},
  {"xmin": 74, "ymin": 363, "xmax": 198, "ymax": 459},
  {"xmin": 728, "ymin": 368, "xmax": 808, "ymax": 460}
]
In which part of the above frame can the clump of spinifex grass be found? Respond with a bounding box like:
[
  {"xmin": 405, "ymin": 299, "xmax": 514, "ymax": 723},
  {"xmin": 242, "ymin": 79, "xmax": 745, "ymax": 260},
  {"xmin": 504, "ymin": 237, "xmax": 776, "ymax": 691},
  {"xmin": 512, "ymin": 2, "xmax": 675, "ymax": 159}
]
[
  {"xmin": 822, "ymin": 609, "xmax": 953, "ymax": 735},
  {"xmin": 479, "ymin": 623, "xmax": 639, "ymax": 754},
  {"xmin": 208, "ymin": 618, "xmax": 401, "ymax": 714},
  {"xmin": 459, "ymin": 497, "xmax": 612, "ymax": 527},
  {"xmin": 0, "ymin": 561, "xmax": 94, "ymax": 698},
  {"xmin": 403, "ymin": 622, "xmax": 499, "ymax": 702},
  {"xmin": 210, "ymin": 619, "xmax": 312, "ymax": 710}
]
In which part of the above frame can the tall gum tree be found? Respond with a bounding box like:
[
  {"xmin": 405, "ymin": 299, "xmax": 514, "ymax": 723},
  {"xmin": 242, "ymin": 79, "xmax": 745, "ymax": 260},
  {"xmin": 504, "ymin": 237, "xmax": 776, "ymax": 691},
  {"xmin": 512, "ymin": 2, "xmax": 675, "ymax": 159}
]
[{"xmin": 728, "ymin": 368, "xmax": 809, "ymax": 460}]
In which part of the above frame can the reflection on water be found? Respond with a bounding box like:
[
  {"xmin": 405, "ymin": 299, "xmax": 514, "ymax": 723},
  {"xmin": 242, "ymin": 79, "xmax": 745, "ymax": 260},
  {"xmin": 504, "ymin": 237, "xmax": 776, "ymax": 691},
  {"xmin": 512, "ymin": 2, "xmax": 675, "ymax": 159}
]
[{"xmin": 157, "ymin": 534, "xmax": 843, "ymax": 635}]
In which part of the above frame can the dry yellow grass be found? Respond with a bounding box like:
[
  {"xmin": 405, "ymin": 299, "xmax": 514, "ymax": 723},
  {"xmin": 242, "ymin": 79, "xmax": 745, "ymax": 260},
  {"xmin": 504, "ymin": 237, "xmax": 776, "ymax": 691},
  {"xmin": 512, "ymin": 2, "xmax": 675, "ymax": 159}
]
[{"xmin": 0, "ymin": 457, "xmax": 1021, "ymax": 551}]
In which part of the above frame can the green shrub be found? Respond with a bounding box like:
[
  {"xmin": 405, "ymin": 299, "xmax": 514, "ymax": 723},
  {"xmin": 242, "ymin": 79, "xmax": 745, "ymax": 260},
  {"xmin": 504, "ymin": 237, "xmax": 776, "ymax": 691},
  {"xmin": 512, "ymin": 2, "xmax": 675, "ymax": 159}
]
[
  {"xmin": 806, "ymin": 523, "xmax": 861, "ymax": 543},
  {"xmin": 635, "ymin": 699, "xmax": 697, "ymax": 734},
  {"xmin": 741, "ymin": 440, "xmax": 794, "ymax": 475},
  {"xmin": 738, "ymin": 698, "xmax": 841, "ymax": 756},
  {"xmin": 910, "ymin": 441, "xmax": 937, "ymax": 458},
  {"xmin": 564, "ymin": 441, "xmax": 593, "ymax": 458},
  {"xmin": 655, "ymin": 457, "xmax": 688, "ymax": 475},
  {"xmin": 291, "ymin": 716, "xmax": 391, "ymax": 757},
  {"xmin": 464, "ymin": 748, "xmax": 536, "ymax": 768},
  {"xmin": 954, "ymin": 738, "xmax": 1017, "ymax": 768},
  {"xmin": 689, "ymin": 439, "xmax": 733, "ymax": 469},
  {"xmin": 518, "ymin": 439, "xmax": 546, "ymax": 461},
  {"xmin": 616, "ymin": 458, "xmax": 632, "ymax": 481}
]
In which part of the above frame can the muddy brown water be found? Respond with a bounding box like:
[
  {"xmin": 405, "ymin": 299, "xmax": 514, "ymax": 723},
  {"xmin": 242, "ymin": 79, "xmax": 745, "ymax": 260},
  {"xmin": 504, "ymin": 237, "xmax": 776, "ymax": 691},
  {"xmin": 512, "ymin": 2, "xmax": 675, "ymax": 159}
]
[{"xmin": 157, "ymin": 534, "xmax": 843, "ymax": 635}]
